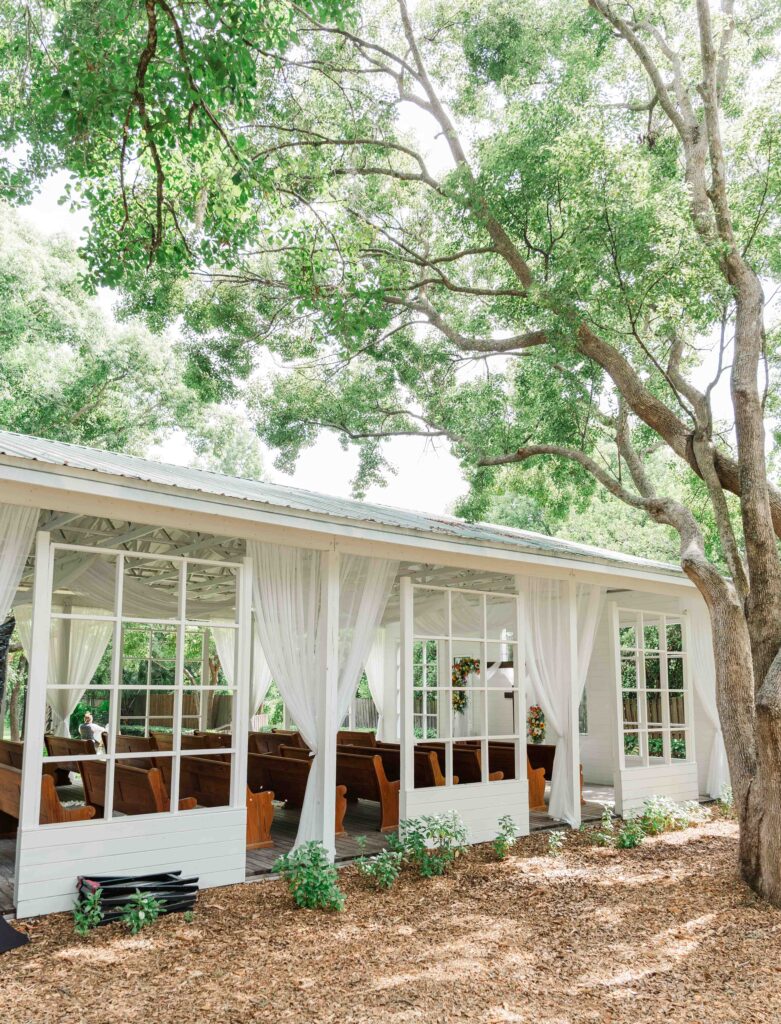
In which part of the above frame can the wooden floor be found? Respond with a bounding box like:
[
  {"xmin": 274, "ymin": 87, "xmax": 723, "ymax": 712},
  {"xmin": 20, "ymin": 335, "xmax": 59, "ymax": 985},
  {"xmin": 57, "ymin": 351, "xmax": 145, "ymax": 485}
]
[
  {"xmin": 529, "ymin": 782, "xmax": 615, "ymax": 831},
  {"xmin": 246, "ymin": 799, "xmax": 389, "ymax": 876}
]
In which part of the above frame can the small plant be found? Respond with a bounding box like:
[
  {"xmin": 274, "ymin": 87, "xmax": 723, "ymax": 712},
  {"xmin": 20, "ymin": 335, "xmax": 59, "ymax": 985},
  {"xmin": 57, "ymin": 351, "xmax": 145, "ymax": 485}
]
[
  {"xmin": 547, "ymin": 830, "xmax": 565, "ymax": 857},
  {"xmin": 592, "ymin": 806, "xmax": 615, "ymax": 847},
  {"xmin": 718, "ymin": 785, "xmax": 734, "ymax": 817},
  {"xmin": 120, "ymin": 890, "xmax": 163, "ymax": 934},
  {"xmin": 493, "ymin": 815, "xmax": 519, "ymax": 860},
  {"xmin": 183, "ymin": 910, "xmax": 194, "ymax": 924},
  {"xmin": 274, "ymin": 841, "xmax": 345, "ymax": 911},
  {"xmin": 356, "ymin": 848, "xmax": 403, "ymax": 890},
  {"xmin": 391, "ymin": 811, "xmax": 468, "ymax": 878},
  {"xmin": 615, "ymin": 817, "xmax": 646, "ymax": 849},
  {"xmin": 73, "ymin": 888, "xmax": 103, "ymax": 936}
]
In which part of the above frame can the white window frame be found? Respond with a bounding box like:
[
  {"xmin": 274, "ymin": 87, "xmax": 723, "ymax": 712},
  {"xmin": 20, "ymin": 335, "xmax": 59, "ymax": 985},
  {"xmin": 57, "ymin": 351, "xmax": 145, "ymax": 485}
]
[
  {"xmin": 612, "ymin": 605, "xmax": 695, "ymax": 770},
  {"xmin": 21, "ymin": 535, "xmax": 250, "ymax": 829},
  {"xmin": 405, "ymin": 581, "xmax": 523, "ymax": 788}
]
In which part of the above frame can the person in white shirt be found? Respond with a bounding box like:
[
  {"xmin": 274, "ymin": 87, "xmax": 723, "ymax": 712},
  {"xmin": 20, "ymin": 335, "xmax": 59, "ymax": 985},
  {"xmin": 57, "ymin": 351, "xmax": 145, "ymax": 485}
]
[{"xmin": 79, "ymin": 711, "xmax": 105, "ymax": 751}]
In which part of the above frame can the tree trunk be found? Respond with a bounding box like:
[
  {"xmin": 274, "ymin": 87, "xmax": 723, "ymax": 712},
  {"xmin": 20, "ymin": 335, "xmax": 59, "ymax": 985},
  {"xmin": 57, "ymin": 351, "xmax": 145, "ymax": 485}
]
[
  {"xmin": 707, "ymin": 586, "xmax": 781, "ymax": 904},
  {"xmin": 0, "ymin": 615, "xmax": 15, "ymax": 738}
]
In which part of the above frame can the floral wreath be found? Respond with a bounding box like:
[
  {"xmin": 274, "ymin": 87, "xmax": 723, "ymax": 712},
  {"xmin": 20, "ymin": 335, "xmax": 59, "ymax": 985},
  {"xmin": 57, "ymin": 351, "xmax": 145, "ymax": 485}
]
[{"xmin": 451, "ymin": 657, "xmax": 480, "ymax": 714}]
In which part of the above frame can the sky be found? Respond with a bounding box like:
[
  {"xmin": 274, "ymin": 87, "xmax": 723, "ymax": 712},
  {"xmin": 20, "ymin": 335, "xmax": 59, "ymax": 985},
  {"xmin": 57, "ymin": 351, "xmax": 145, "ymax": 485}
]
[{"xmin": 18, "ymin": 173, "xmax": 468, "ymax": 516}]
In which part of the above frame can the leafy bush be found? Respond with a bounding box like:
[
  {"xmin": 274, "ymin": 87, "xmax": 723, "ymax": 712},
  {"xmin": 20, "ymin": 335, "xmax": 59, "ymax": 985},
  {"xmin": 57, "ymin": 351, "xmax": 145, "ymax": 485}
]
[
  {"xmin": 493, "ymin": 815, "xmax": 519, "ymax": 860},
  {"xmin": 120, "ymin": 890, "xmax": 163, "ymax": 934},
  {"xmin": 355, "ymin": 838, "xmax": 403, "ymax": 890},
  {"xmin": 615, "ymin": 818, "xmax": 646, "ymax": 849},
  {"xmin": 73, "ymin": 888, "xmax": 103, "ymax": 936},
  {"xmin": 547, "ymin": 830, "xmax": 566, "ymax": 857},
  {"xmin": 183, "ymin": 910, "xmax": 194, "ymax": 923},
  {"xmin": 638, "ymin": 795, "xmax": 710, "ymax": 835},
  {"xmin": 274, "ymin": 841, "xmax": 345, "ymax": 911},
  {"xmin": 390, "ymin": 812, "xmax": 468, "ymax": 878}
]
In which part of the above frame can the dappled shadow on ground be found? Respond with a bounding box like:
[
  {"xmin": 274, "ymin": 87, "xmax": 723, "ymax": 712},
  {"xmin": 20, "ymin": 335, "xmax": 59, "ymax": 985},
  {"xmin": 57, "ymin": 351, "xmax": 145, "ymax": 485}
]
[{"xmin": 2, "ymin": 819, "xmax": 779, "ymax": 1024}]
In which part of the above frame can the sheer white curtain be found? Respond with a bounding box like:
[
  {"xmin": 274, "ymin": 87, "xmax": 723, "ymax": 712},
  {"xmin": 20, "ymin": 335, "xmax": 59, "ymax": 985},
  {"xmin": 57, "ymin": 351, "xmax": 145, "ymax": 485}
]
[
  {"xmin": 249, "ymin": 542, "xmax": 397, "ymax": 847},
  {"xmin": 0, "ymin": 504, "xmax": 38, "ymax": 620},
  {"xmin": 680, "ymin": 596, "xmax": 729, "ymax": 798},
  {"xmin": 211, "ymin": 625, "xmax": 273, "ymax": 719},
  {"xmin": 524, "ymin": 579, "xmax": 604, "ymax": 825},
  {"xmin": 365, "ymin": 628, "xmax": 390, "ymax": 740},
  {"xmin": 15, "ymin": 606, "xmax": 112, "ymax": 736},
  {"xmin": 336, "ymin": 556, "xmax": 398, "ymax": 730}
]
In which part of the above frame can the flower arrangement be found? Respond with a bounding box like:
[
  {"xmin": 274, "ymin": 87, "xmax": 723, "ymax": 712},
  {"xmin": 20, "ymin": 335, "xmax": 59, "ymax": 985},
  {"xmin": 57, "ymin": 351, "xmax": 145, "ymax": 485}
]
[
  {"xmin": 451, "ymin": 657, "xmax": 479, "ymax": 714},
  {"xmin": 527, "ymin": 705, "xmax": 546, "ymax": 743}
]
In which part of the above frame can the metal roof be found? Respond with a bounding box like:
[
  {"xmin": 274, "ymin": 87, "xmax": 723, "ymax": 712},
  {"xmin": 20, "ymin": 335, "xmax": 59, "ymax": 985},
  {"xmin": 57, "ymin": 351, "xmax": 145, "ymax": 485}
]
[{"xmin": 0, "ymin": 430, "xmax": 685, "ymax": 577}]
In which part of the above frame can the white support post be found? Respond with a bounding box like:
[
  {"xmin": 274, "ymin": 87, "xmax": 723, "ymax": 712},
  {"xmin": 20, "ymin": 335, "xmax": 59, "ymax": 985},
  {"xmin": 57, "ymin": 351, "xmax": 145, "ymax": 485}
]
[
  {"xmin": 103, "ymin": 554, "xmax": 124, "ymax": 818},
  {"xmin": 681, "ymin": 611, "xmax": 697, "ymax": 766},
  {"xmin": 199, "ymin": 626, "xmax": 211, "ymax": 731},
  {"xmin": 514, "ymin": 576, "xmax": 528, "ymax": 807},
  {"xmin": 313, "ymin": 546, "xmax": 339, "ymax": 858},
  {"xmin": 232, "ymin": 558, "xmax": 252, "ymax": 808},
  {"xmin": 566, "ymin": 576, "xmax": 582, "ymax": 829},
  {"xmin": 399, "ymin": 576, "xmax": 414, "ymax": 818},
  {"xmin": 17, "ymin": 532, "xmax": 53, "ymax": 838}
]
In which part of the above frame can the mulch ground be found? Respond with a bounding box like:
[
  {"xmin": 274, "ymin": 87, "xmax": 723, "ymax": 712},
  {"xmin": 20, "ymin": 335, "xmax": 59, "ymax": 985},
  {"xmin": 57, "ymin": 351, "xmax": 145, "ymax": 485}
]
[{"xmin": 2, "ymin": 816, "xmax": 780, "ymax": 1024}]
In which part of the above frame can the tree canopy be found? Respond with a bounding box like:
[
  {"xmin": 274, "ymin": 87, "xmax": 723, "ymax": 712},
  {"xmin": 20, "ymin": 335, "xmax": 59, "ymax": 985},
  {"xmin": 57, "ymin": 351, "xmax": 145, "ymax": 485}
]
[{"xmin": 0, "ymin": 202, "xmax": 264, "ymax": 476}]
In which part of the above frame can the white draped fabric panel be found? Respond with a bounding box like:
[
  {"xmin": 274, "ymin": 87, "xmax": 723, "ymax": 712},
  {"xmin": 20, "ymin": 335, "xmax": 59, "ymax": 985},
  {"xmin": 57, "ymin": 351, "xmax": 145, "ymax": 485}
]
[
  {"xmin": 680, "ymin": 596, "xmax": 729, "ymax": 798},
  {"xmin": 211, "ymin": 625, "xmax": 273, "ymax": 719},
  {"xmin": 249, "ymin": 542, "xmax": 397, "ymax": 848},
  {"xmin": 336, "ymin": 556, "xmax": 398, "ymax": 731},
  {"xmin": 15, "ymin": 606, "xmax": 112, "ymax": 736},
  {"xmin": 524, "ymin": 579, "xmax": 604, "ymax": 825},
  {"xmin": 0, "ymin": 504, "xmax": 39, "ymax": 620},
  {"xmin": 365, "ymin": 629, "xmax": 391, "ymax": 741}
]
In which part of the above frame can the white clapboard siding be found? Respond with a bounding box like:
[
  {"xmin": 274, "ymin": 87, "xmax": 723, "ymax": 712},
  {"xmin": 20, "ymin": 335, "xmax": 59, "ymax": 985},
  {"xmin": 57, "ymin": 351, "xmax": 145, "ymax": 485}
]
[
  {"xmin": 402, "ymin": 780, "xmax": 529, "ymax": 844},
  {"xmin": 614, "ymin": 762, "xmax": 699, "ymax": 815},
  {"xmin": 15, "ymin": 806, "xmax": 246, "ymax": 918}
]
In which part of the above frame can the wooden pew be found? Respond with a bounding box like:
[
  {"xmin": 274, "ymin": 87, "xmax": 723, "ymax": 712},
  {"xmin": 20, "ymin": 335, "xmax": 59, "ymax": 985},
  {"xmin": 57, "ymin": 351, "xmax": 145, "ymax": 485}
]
[
  {"xmin": 338, "ymin": 744, "xmax": 453, "ymax": 788},
  {"xmin": 114, "ymin": 735, "xmax": 156, "ymax": 768},
  {"xmin": 193, "ymin": 731, "xmax": 233, "ymax": 750},
  {"xmin": 418, "ymin": 743, "xmax": 504, "ymax": 785},
  {"xmin": 0, "ymin": 762, "xmax": 96, "ymax": 834},
  {"xmin": 527, "ymin": 758, "xmax": 547, "ymax": 811},
  {"xmin": 45, "ymin": 734, "xmax": 99, "ymax": 785},
  {"xmin": 283, "ymin": 745, "xmax": 400, "ymax": 833},
  {"xmin": 179, "ymin": 755, "xmax": 274, "ymax": 849},
  {"xmin": 337, "ymin": 730, "xmax": 376, "ymax": 748},
  {"xmin": 0, "ymin": 738, "xmax": 25, "ymax": 769},
  {"xmin": 248, "ymin": 730, "xmax": 307, "ymax": 757},
  {"xmin": 247, "ymin": 752, "xmax": 347, "ymax": 835},
  {"xmin": 151, "ymin": 732, "xmax": 230, "ymax": 761},
  {"xmin": 79, "ymin": 759, "xmax": 196, "ymax": 816}
]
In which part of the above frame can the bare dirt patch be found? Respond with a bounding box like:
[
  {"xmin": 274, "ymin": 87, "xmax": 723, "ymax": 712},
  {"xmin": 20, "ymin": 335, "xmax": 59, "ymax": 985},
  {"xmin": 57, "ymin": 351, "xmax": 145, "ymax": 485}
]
[{"xmin": 2, "ymin": 818, "xmax": 780, "ymax": 1024}]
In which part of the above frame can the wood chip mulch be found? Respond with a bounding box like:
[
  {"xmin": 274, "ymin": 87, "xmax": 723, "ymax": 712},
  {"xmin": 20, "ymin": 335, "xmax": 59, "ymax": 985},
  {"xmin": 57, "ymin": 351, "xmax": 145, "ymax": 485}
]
[{"xmin": 1, "ymin": 817, "xmax": 779, "ymax": 1024}]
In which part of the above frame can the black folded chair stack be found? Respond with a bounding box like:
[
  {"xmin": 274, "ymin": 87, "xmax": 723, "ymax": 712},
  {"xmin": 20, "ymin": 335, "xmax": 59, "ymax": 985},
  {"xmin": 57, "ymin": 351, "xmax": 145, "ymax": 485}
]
[{"xmin": 77, "ymin": 870, "xmax": 199, "ymax": 925}]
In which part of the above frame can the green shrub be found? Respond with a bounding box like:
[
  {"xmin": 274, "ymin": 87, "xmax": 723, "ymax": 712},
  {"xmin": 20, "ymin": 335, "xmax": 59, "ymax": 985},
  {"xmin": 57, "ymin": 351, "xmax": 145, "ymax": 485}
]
[
  {"xmin": 615, "ymin": 818, "xmax": 646, "ymax": 849},
  {"xmin": 355, "ymin": 839, "xmax": 403, "ymax": 890},
  {"xmin": 547, "ymin": 829, "xmax": 566, "ymax": 857},
  {"xmin": 73, "ymin": 888, "xmax": 103, "ymax": 936},
  {"xmin": 274, "ymin": 841, "xmax": 345, "ymax": 911},
  {"xmin": 493, "ymin": 815, "xmax": 519, "ymax": 860},
  {"xmin": 183, "ymin": 910, "xmax": 194, "ymax": 924},
  {"xmin": 390, "ymin": 811, "xmax": 468, "ymax": 878},
  {"xmin": 120, "ymin": 890, "xmax": 163, "ymax": 934},
  {"xmin": 638, "ymin": 795, "xmax": 710, "ymax": 835}
]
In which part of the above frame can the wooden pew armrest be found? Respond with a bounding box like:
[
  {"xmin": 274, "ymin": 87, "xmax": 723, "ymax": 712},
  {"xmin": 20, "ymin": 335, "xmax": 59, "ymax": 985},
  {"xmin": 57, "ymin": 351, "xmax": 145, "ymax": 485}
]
[
  {"xmin": 178, "ymin": 797, "xmax": 197, "ymax": 811},
  {"xmin": 61, "ymin": 805, "xmax": 96, "ymax": 822}
]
